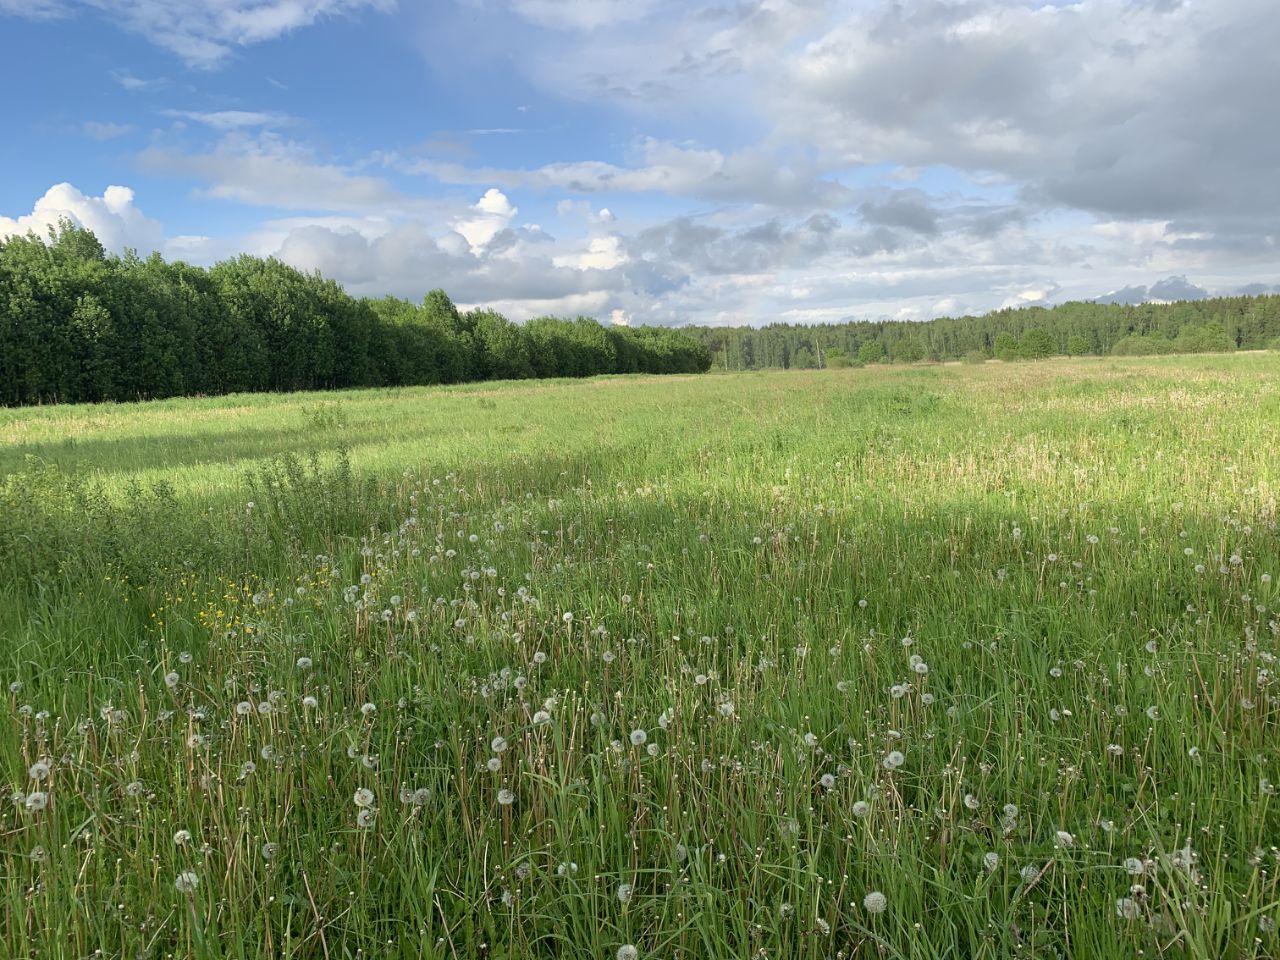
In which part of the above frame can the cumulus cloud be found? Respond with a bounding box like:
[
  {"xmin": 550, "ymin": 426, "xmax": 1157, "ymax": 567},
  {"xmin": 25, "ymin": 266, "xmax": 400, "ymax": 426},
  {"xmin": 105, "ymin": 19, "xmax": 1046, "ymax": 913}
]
[
  {"xmin": 454, "ymin": 188, "xmax": 518, "ymax": 251},
  {"xmin": 0, "ymin": 182, "xmax": 164, "ymax": 253},
  {"xmin": 1148, "ymin": 275, "xmax": 1210, "ymax": 302}
]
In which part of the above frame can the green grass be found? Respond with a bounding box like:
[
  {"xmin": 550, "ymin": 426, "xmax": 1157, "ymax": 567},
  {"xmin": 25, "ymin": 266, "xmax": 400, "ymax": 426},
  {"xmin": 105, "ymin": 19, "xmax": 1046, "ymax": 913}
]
[{"xmin": 2, "ymin": 354, "xmax": 1279, "ymax": 959}]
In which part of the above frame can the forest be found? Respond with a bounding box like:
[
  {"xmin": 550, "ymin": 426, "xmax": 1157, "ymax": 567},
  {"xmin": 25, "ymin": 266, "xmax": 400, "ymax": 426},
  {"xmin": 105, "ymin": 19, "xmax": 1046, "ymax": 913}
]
[
  {"xmin": 0, "ymin": 222, "xmax": 712, "ymax": 406},
  {"xmin": 5, "ymin": 220, "xmax": 1279, "ymax": 406},
  {"xmin": 683, "ymin": 294, "xmax": 1280, "ymax": 369}
]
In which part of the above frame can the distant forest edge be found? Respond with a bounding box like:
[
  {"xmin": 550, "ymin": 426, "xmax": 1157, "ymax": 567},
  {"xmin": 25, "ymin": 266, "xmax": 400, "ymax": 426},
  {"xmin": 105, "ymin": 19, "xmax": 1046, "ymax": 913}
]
[
  {"xmin": 0, "ymin": 222, "xmax": 712, "ymax": 407},
  {"xmin": 685, "ymin": 294, "xmax": 1280, "ymax": 369},
  {"xmin": 4, "ymin": 222, "xmax": 1280, "ymax": 406}
]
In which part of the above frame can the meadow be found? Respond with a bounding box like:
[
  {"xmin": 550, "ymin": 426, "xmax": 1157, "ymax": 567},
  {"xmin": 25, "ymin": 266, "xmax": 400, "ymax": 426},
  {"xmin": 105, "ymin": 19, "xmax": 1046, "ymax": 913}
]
[{"xmin": 2, "ymin": 354, "xmax": 1279, "ymax": 959}]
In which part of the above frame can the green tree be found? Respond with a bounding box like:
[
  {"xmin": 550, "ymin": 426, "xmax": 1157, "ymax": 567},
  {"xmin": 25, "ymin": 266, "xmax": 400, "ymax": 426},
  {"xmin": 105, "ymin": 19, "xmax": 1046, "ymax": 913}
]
[
  {"xmin": 857, "ymin": 340, "xmax": 885, "ymax": 364},
  {"xmin": 1066, "ymin": 334, "xmax": 1090, "ymax": 356},
  {"xmin": 994, "ymin": 332, "xmax": 1020, "ymax": 361},
  {"xmin": 893, "ymin": 334, "xmax": 925, "ymax": 363},
  {"xmin": 1018, "ymin": 328, "xmax": 1056, "ymax": 360}
]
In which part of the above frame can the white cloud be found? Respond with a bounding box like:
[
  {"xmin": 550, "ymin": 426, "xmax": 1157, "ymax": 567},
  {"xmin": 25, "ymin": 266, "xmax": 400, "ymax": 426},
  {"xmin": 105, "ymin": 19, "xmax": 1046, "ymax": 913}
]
[
  {"xmin": 161, "ymin": 110, "xmax": 294, "ymax": 130},
  {"xmin": 138, "ymin": 134, "xmax": 408, "ymax": 212},
  {"xmin": 0, "ymin": 182, "xmax": 163, "ymax": 254},
  {"xmin": 4, "ymin": 0, "xmax": 392, "ymax": 68},
  {"xmin": 454, "ymin": 188, "xmax": 517, "ymax": 251},
  {"xmin": 404, "ymin": 136, "xmax": 852, "ymax": 208}
]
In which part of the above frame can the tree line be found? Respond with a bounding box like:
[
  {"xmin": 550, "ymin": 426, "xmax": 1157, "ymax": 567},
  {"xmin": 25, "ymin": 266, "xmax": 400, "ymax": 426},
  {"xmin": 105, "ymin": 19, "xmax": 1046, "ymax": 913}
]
[
  {"xmin": 0, "ymin": 222, "xmax": 711, "ymax": 406},
  {"xmin": 683, "ymin": 296, "xmax": 1280, "ymax": 370}
]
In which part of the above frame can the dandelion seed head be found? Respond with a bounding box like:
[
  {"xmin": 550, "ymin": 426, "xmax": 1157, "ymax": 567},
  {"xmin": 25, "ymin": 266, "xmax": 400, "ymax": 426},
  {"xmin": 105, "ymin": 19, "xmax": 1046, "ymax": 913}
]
[{"xmin": 863, "ymin": 891, "xmax": 887, "ymax": 914}]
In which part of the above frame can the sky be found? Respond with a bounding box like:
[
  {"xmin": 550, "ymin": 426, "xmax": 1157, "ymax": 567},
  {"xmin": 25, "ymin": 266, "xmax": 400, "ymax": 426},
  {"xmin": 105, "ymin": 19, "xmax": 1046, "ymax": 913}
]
[{"xmin": 0, "ymin": 0, "xmax": 1277, "ymax": 327}]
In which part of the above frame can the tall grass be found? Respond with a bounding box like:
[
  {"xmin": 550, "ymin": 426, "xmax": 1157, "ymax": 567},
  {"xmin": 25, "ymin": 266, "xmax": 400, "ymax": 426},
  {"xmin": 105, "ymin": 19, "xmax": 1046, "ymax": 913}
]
[{"xmin": 1, "ymin": 355, "xmax": 1278, "ymax": 958}]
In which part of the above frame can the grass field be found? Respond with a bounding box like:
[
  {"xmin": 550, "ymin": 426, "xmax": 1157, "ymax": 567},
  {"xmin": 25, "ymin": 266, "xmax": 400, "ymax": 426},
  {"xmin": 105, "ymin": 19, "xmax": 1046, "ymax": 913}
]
[{"xmin": 2, "ymin": 355, "xmax": 1279, "ymax": 959}]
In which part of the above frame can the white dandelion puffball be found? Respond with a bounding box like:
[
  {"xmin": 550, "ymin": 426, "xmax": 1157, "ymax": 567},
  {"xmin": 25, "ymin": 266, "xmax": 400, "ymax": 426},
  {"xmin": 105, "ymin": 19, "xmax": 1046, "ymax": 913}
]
[
  {"xmin": 863, "ymin": 891, "xmax": 887, "ymax": 914},
  {"xmin": 175, "ymin": 871, "xmax": 199, "ymax": 894},
  {"xmin": 819, "ymin": 773, "xmax": 836, "ymax": 789},
  {"xmin": 617, "ymin": 946, "xmax": 639, "ymax": 960},
  {"xmin": 852, "ymin": 800, "xmax": 870, "ymax": 818},
  {"xmin": 883, "ymin": 750, "xmax": 905, "ymax": 770},
  {"xmin": 617, "ymin": 882, "xmax": 633, "ymax": 902},
  {"xmin": 629, "ymin": 729, "xmax": 648, "ymax": 746},
  {"xmin": 353, "ymin": 788, "xmax": 375, "ymax": 808},
  {"xmin": 491, "ymin": 736, "xmax": 508, "ymax": 753},
  {"xmin": 497, "ymin": 789, "xmax": 516, "ymax": 806}
]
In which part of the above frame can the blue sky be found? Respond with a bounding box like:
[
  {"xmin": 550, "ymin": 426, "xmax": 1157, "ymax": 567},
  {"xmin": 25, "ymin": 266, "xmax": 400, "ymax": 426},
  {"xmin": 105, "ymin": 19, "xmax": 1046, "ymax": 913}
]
[{"xmin": 2, "ymin": 0, "xmax": 1277, "ymax": 325}]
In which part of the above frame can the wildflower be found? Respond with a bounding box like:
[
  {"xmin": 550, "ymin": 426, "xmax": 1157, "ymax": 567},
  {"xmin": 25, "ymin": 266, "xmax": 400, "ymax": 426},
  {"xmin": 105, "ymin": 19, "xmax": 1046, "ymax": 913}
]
[
  {"xmin": 532, "ymin": 710, "xmax": 551, "ymax": 726},
  {"xmin": 629, "ymin": 729, "xmax": 648, "ymax": 746},
  {"xmin": 983, "ymin": 852, "xmax": 999, "ymax": 872},
  {"xmin": 803, "ymin": 732, "xmax": 819, "ymax": 748},
  {"xmin": 125, "ymin": 781, "xmax": 144, "ymax": 798},
  {"xmin": 29, "ymin": 846, "xmax": 48, "ymax": 863},
  {"xmin": 360, "ymin": 702, "xmax": 376, "ymax": 717},
  {"xmin": 1124, "ymin": 857, "xmax": 1145, "ymax": 875},
  {"xmin": 235, "ymin": 701, "xmax": 253, "ymax": 716},
  {"xmin": 175, "ymin": 871, "xmax": 199, "ymax": 894},
  {"xmin": 28, "ymin": 761, "xmax": 50, "ymax": 782},
  {"xmin": 164, "ymin": 672, "xmax": 180, "ymax": 689},
  {"xmin": 262, "ymin": 842, "xmax": 279, "ymax": 861},
  {"xmin": 25, "ymin": 792, "xmax": 48, "ymax": 813},
  {"xmin": 491, "ymin": 736, "xmax": 508, "ymax": 753},
  {"xmin": 819, "ymin": 773, "xmax": 836, "ymax": 789},
  {"xmin": 486, "ymin": 757, "xmax": 502, "ymax": 772},
  {"xmin": 718, "ymin": 701, "xmax": 735, "ymax": 718},
  {"xmin": 964, "ymin": 793, "xmax": 981, "ymax": 811},
  {"xmin": 296, "ymin": 657, "xmax": 313, "ymax": 670},
  {"xmin": 862, "ymin": 891, "xmax": 887, "ymax": 914},
  {"xmin": 1145, "ymin": 705, "xmax": 1159, "ymax": 721},
  {"xmin": 883, "ymin": 750, "xmax": 905, "ymax": 771},
  {"xmin": 174, "ymin": 830, "xmax": 192, "ymax": 845},
  {"xmin": 617, "ymin": 946, "xmax": 639, "ymax": 960},
  {"xmin": 356, "ymin": 808, "xmax": 376, "ymax": 828},
  {"xmin": 497, "ymin": 789, "xmax": 515, "ymax": 806},
  {"xmin": 353, "ymin": 788, "xmax": 375, "ymax": 808},
  {"xmin": 1115, "ymin": 897, "xmax": 1140, "ymax": 920},
  {"xmin": 302, "ymin": 695, "xmax": 318, "ymax": 709},
  {"xmin": 852, "ymin": 800, "xmax": 870, "ymax": 818},
  {"xmin": 1055, "ymin": 831, "xmax": 1075, "ymax": 848},
  {"xmin": 240, "ymin": 761, "xmax": 256, "ymax": 777},
  {"xmin": 617, "ymin": 883, "xmax": 633, "ymax": 902}
]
